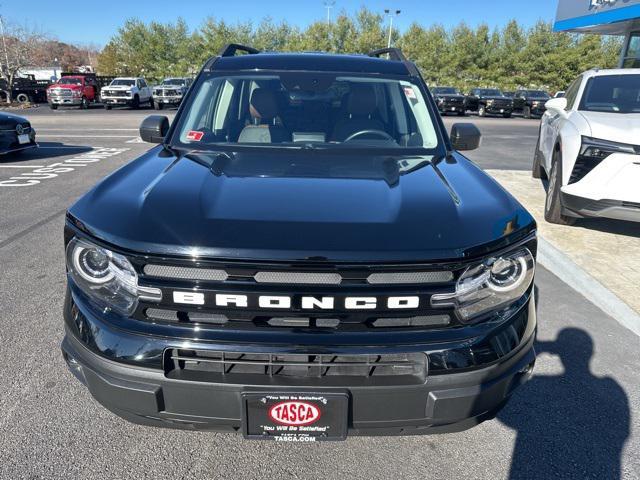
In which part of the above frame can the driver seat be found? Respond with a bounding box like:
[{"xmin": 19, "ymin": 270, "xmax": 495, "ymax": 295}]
[{"xmin": 331, "ymin": 85, "xmax": 385, "ymax": 142}]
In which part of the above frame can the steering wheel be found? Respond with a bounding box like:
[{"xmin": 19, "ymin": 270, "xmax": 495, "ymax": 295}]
[{"xmin": 344, "ymin": 129, "xmax": 394, "ymax": 143}]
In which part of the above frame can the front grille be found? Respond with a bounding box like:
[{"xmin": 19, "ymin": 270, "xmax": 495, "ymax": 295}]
[
  {"xmin": 104, "ymin": 90, "xmax": 129, "ymax": 97},
  {"xmin": 144, "ymin": 308, "xmax": 452, "ymax": 330},
  {"xmin": 569, "ymin": 156, "xmax": 604, "ymax": 184},
  {"xmin": 165, "ymin": 349, "xmax": 428, "ymax": 384}
]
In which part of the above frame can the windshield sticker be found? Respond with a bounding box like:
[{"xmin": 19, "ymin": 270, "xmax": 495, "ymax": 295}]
[
  {"xmin": 403, "ymin": 86, "xmax": 417, "ymax": 99},
  {"xmin": 186, "ymin": 131, "xmax": 204, "ymax": 142}
]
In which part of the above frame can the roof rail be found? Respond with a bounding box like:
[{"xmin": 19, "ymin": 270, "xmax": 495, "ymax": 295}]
[
  {"xmin": 368, "ymin": 47, "xmax": 420, "ymax": 77},
  {"xmin": 367, "ymin": 47, "xmax": 407, "ymax": 62},
  {"xmin": 219, "ymin": 43, "xmax": 260, "ymax": 57}
]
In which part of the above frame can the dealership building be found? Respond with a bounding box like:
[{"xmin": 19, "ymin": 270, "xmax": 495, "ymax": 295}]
[{"xmin": 555, "ymin": 0, "xmax": 640, "ymax": 67}]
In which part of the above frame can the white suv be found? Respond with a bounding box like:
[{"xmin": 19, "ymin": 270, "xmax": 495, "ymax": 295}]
[
  {"xmin": 101, "ymin": 77, "xmax": 153, "ymax": 110},
  {"xmin": 534, "ymin": 68, "xmax": 640, "ymax": 225}
]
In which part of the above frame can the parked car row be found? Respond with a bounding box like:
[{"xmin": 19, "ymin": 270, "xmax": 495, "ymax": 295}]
[
  {"xmin": 45, "ymin": 75, "xmax": 193, "ymax": 111},
  {"xmin": 431, "ymin": 86, "xmax": 552, "ymax": 119}
]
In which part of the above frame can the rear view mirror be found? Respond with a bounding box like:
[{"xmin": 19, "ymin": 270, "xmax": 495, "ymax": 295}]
[
  {"xmin": 450, "ymin": 123, "xmax": 482, "ymax": 151},
  {"xmin": 140, "ymin": 115, "xmax": 169, "ymax": 143},
  {"xmin": 545, "ymin": 97, "xmax": 567, "ymax": 112}
]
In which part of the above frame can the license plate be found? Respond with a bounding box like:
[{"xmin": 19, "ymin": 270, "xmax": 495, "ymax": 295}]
[
  {"xmin": 18, "ymin": 134, "xmax": 30, "ymax": 144},
  {"xmin": 242, "ymin": 392, "xmax": 348, "ymax": 442}
]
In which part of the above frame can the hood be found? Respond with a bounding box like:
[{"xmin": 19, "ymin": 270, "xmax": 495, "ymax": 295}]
[
  {"xmin": 49, "ymin": 83, "xmax": 82, "ymax": 91},
  {"xmin": 105, "ymin": 85, "xmax": 133, "ymax": 91},
  {"xmin": 68, "ymin": 148, "xmax": 535, "ymax": 262},
  {"xmin": 436, "ymin": 94, "xmax": 465, "ymax": 100},
  {"xmin": 482, "ymin": 95, "xmax": 510, "ymax": 101},
  {"xmin": 577, "ymin": 111, "xmax": 640, "ymax": 145}
]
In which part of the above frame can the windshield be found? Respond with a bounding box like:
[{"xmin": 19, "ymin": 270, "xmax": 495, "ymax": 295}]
[
  {"xmin": 111, "ymin": 79, "xmax": 135, "ymax": 86},
  {"xmin": 57, "ymin": 78, "xmax": 82, "ymax": 85},
  {"xmin": 479, "ymin": 89, "xmax": 502, "ymax": 96},
  {"xmin": 433, "ymin": 87, "xmax": 458, "ymax": 94},
  {"xmin": 162, "ymin": 78, "xmax": 186, "ymax": 86},
  {"xmin": 579, "ymin": 75, "xmax": 640, "ymax": 114},
  {"xmin": 173, "ymin": 73, "xmax": 440, "ymax": 150}
]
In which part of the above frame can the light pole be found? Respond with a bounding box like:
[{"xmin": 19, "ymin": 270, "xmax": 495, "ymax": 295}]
[
  {"xmin": 324, "ymin": 0, "xmax": 335, "ymax": 24},
  {"xmin": 384, "ymin": 9, "xmax": 401, "ymax": 49}
]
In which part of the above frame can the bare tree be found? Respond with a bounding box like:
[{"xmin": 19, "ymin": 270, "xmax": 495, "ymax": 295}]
[{"xmin": 0, "ymin": 16, "xmax": 47, "ymax": 102}]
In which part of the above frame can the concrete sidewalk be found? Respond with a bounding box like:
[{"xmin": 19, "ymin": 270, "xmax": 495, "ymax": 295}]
[{"xmin": 488, "ymin": 169, "xmax": 640, "ymax": 318}]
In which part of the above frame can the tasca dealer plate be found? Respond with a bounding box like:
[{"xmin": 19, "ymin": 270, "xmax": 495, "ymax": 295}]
[{"xmin": 242, "ymin": 392, "xmax": 348, "ymax": 442}]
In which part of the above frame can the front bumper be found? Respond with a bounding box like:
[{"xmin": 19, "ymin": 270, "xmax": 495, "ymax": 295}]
[
  {"xmin": 62, "ymin": 286, "xmax": 537, "ymax": 436},
  {"xmin": 438, "ymin": 102, "xmax": 465, "ymax": 114},
  {"xmin": 484, "ymin": 104, "xmax": 513, "ymax": 115},
  {"xmin": 154, "ymin": 96, "xmax": 182, "ymax": 104},
  {"xmin": 48, "ymin": 96, "xmax": 82, "ymax": 106},
  {"xmin": 561, "ymin": 152, "xmax": 640, "ymax": 222},
  {"xmin": 103, "ymin": 97, "xmax": 132, "ymax": 105}
]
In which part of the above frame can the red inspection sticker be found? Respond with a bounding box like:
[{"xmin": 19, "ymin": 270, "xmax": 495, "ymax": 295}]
[
  {"xmin": 186, "ymin": 130, "xmax": 204, "ymax": 141},
  {"xmin": 269, "ymin": 401, "xmax": 321, "ymax": 426}
]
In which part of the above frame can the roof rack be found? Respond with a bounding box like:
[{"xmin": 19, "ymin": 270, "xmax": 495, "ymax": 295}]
[
  {"xmin": 367, "ymin": 47, "xmax": 407, "ymax": 62},
  {"xmin": 219, "ymin": 43, "xmax": 260, "ymax": 57}
]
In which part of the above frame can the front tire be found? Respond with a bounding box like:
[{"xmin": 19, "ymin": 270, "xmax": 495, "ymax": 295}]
[
  {"xmin": 478, "ymin": 105, "xmax": 486, "ymax": 117},
  {"xmin": 503, "ymin": 112, "xmax": 512, "ymax": 118},
  {"xmin": 524, "ymin": 106, "xmax": 532, "ymax": 119},
  {"xmin": 104, "ymin": 104, "xmax": 112, "ymax": 110},
  {"xmin": 49, "ymin": 104, "xmax": 58, "ymax": 110},
  {"xmin": 544, "ymin": 150, "xmax": 576, "ymax": 225},
  {"xmin": 148, "ymin": 97, "xmax": 154, "ymax": 109},
  {"xmin": 16, "ymin": 93, "xmax": 29, "ymax": 103},
  {"xmin": 80, "ymin": 97, "xmax": 89, "ymax": 109},
  {"xmin": 132, "ymin": 95, "xmax": 140, "ymax": 109},
  {"xmin": 154, "ymin": 101, "xmax": 163, "ymax": 110}
]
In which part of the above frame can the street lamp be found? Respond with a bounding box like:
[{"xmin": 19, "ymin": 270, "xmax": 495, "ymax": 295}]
[{"xmin": 384, "ymin": 9, "xmax": 401, "ymax": 49}]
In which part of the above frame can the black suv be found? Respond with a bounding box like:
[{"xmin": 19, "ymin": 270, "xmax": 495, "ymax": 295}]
[
  {"xmin": 466, "ymin": 88, "xmax": 514, "ymax": 118},
  {"xmin": 62, "ymin": 45, "xmax": 537, "ymax": 441},
  {"xmin": 513, "ymin": 89, "xmax": 551, "ymax": 118},
  {"xmin": 431, "ymin": 86, "xmax": 467, "ymax": 116}
]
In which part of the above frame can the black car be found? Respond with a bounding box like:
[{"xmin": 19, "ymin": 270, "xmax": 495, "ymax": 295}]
[
  {"xmin": 431, "ymin": 86, "xmax": 467, "ymax": 115},
  {"xmin": 466, "ymin": 88, "xmax": 514, "ymax": 118},
  {"xmin": 0, "ymin": 112, "xmax": 37, "ymax": 155},
  {"xmin": 62, "ymin": 45, "xmax": 537, "ymax": 440},
  {"xmin": 513, "ymin": 89, "xmax": 551, "ymax": 118}
]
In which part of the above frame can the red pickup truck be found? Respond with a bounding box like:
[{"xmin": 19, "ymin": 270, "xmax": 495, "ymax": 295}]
[{"xmin": 47, "ymin": 75, "xmax": 99, "ymax": 109}]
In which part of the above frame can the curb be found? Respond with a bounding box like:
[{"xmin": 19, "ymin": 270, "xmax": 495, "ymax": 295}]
[{"xmin": 537, "ymin": 236, "xmax": 640, "ymax": 338}]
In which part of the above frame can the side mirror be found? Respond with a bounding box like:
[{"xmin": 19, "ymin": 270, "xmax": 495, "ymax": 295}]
[
  {"xmin": 450, "ymin": 123, "xmax": 482, "ymax": 151},
  {"xmin": 545, "ymin": 97, "xmax": 567, "ymax": 113},
  {"xmin": 140, "ymin": 115, "xmax": 169, "ymax": 144}
]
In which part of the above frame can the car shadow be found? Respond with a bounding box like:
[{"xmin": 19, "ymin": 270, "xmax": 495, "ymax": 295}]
[
  {"xmin": 496, "ymin": 327, "xmax": 630, "ymax": 479},
  {"xmin": 0, "ymin": 142, "xmax": 93, "ymax": 162}
]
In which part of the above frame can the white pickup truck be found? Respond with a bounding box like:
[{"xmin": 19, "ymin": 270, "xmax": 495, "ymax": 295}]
[{"xmin": 101, "ymin": 77, "xmax": 153, "ymax": 110}]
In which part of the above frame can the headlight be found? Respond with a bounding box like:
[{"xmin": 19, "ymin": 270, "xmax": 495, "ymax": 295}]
[
  {"xmin": 66, "ymin": 237, "xmax": 161, "ymax": 315},
  {"xmin": 579, "ymin": 136, "xmax": 637, "ymax": 160},
  {"xmin": 486, "ymin": 99, "xmax": 494, "ymax": 105},
  {"xmin": 431, "ymin": 247, "xmax": 535, "ymax": 323}
]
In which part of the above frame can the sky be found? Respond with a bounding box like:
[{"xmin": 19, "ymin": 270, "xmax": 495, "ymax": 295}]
[{"xmin": 3, "ymin": 0, "xmax": 560, "ymax": 46}]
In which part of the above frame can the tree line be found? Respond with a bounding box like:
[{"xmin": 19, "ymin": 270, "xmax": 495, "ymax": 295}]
[{"xmin": 94, "ymin": 8, "xmax": 620, "ymax": 93}]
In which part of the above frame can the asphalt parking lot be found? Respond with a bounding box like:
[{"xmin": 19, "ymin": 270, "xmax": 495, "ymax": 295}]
[{"xmin": 0, "ymin": 106, "xmax": 638, "ymax": 480}]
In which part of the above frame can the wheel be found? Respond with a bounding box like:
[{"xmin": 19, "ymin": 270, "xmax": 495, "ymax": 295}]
[
  {"xmin": 544, "ymin": 149, "xmax": 576, "ymax": 225},
  {"xmin": 49, "ymin": 104, "xmax": 58, "ymax": 110},
  {"xmin": 524, "ymin": 106, "xmax": 532, "ymax": 119},
  {"xmin": 478, "ymin": 105, "xmax": 486, "ymax": 117},
  {"xmin": 148, "ymin": 97, "xmax": 154, "ymax": 109},
  {"xmin": 104, "ymin": 104, "xmax": 112, "ymax": 110},
  {"xmin": 16, "ymin": 93, "xmax": 29, "ymax": 103},
  {"xmin": 457, "ymin": 111, "xmax": 466, "ymax": 116},
  {"xmin": 132, "ymin": 95, "xmax": 140, "ymax": 109},
  {"xmin": 154, "ymin": 102, "xmax": 163, "ymax": 110},
  {"xmin": 532, "ymin": 134, "xmax": 547, "ymax": 179},
  {"xmin": 80, "ymin": 97, "xmax": 89, "ymax": 109},
  {"xmin": 503, "ymin": 112, "xmax": 512, "ymax": 118}
]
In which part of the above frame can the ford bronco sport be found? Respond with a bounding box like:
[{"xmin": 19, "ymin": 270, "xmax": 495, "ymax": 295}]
[{"xmin": 62, "ymin": 44, "xmax": 537, "ymax": 441}]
